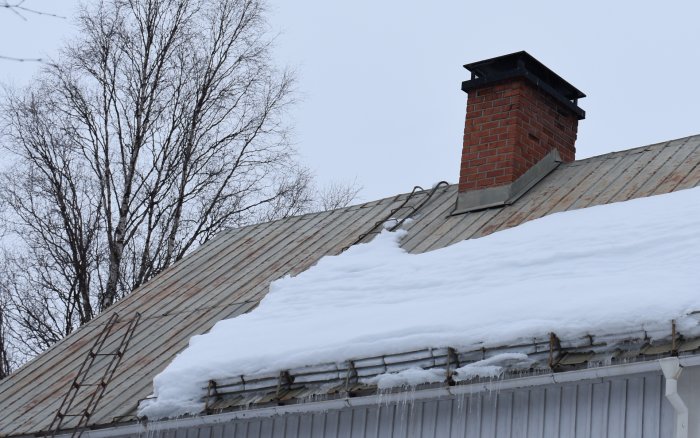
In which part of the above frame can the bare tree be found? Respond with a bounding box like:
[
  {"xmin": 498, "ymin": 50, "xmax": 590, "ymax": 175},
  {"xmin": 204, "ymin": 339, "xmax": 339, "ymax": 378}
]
[
  {"xmin": 314, "ymin": 179, "xmax": 362, "ymax": 211},
  {"xmin": 0, "ymin": 0, "xmax": 315, "ymax": 363},
  {"xmin": 0, "ymin": 289, "xmax": 12, "ymax": 379}
]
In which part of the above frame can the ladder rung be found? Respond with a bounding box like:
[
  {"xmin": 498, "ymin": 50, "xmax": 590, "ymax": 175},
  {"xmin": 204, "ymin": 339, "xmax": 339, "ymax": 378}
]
[{"xmin": 48, "ymin": 312, "xmax": 141, "ymax": 436}]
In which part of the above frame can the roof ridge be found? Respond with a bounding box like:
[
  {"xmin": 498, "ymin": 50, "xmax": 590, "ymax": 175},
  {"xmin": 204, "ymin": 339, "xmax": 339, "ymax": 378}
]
[{"xmin": 568, "ymin": 133, "xmax": 700, "ymax": 165}]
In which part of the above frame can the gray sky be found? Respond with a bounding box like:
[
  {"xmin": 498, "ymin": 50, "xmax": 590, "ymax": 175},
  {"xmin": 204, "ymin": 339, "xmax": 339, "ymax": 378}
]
[{"xmin": 2, "ymin": 0, "xmax": 699, "ymax": 201}]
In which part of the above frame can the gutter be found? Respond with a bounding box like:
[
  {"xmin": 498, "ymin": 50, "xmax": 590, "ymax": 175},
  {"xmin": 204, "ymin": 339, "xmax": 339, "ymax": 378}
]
[{"xmin": 76, "ymin": 354, "xmax": 700, "ymax": 438}]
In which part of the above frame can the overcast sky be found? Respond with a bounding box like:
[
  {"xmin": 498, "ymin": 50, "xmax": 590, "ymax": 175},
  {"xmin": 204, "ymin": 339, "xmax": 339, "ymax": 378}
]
[{"xmin": 2, "ymin": 1, "xmax": 699, "ymax": 201}]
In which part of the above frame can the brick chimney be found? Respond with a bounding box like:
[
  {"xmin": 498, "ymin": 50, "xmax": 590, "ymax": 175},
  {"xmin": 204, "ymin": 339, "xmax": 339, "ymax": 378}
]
[{"xmin": 455, "ymin": 51, "xmax": 586, "ymax": 213}]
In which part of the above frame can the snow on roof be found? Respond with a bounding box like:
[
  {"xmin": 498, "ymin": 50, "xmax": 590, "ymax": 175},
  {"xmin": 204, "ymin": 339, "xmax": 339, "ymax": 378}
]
[{"xmin": 139, "ymin": 186, "xmax": 700, "ymax": 419}]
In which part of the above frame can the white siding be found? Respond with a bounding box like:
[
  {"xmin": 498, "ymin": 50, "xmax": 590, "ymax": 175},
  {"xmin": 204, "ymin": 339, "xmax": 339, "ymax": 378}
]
[{"xmin": 99, "ymin": 371, "xmax": 677, "ymax": 437}]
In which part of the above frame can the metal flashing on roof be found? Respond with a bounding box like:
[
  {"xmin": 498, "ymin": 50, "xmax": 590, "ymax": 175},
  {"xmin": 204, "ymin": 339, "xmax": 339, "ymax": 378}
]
[
  {"xmin": 461, "ymin": 51, "xmax": 586, "ymax": 120},
  {"xmin": 453, "ymin": 149, "xmax": 562, "ymax": 214}
]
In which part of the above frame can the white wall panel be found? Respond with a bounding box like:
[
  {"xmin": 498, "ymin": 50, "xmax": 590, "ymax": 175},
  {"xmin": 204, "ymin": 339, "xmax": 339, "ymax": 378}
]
[{"xmin": 102, "ymin": 372, "xmax": 677, "ymax": 438}]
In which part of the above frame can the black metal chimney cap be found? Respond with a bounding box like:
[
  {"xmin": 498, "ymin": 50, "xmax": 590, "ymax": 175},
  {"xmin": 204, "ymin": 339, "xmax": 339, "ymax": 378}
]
[{"xmin": 462, "ymin": 51, "xmax": 586, "ymax": 120}]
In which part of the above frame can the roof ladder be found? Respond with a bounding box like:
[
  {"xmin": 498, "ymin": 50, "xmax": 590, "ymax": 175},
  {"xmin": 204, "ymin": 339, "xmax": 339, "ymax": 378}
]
[
  {"xmin": 48, "ymin": 312, "xmax": 141, "ymax": 438},
  {"xmin": 342, "ymin": 181, "xmax": 449, "ymax": 252}
]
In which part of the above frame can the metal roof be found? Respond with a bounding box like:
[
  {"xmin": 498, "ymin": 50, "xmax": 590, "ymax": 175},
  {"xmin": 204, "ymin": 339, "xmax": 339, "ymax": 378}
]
[{"xmin": 1, "ymin": 134, "xmax": 700, "ymax": 436}]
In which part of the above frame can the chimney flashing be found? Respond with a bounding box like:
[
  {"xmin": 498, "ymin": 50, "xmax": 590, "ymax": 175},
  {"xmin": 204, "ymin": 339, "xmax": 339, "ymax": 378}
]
[
  {"xmin": 453, "ymin": 149, "xmax": 562, "ymax": 214},
  {"xmin": 462, "ymin": 51, "xmax": 586, "ymax": 120}
]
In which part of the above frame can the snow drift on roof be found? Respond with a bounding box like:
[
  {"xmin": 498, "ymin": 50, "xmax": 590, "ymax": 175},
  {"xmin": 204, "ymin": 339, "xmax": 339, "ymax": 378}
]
[{"xmin": 139, "ymin": 186, "xmax": 700, "ymax": 418}]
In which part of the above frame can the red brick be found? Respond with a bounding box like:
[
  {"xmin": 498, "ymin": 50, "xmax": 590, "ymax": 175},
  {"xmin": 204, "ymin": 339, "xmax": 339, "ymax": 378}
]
[{"xmin": 459, "ymin": 78, "xmax": 580, "ymax": 192}]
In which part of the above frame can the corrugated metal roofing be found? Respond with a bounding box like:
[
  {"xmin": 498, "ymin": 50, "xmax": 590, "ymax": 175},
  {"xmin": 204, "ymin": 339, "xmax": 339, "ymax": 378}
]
[{"xmin": 1, "ymin": 134, "xmax": 700, "ymax": 436}]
